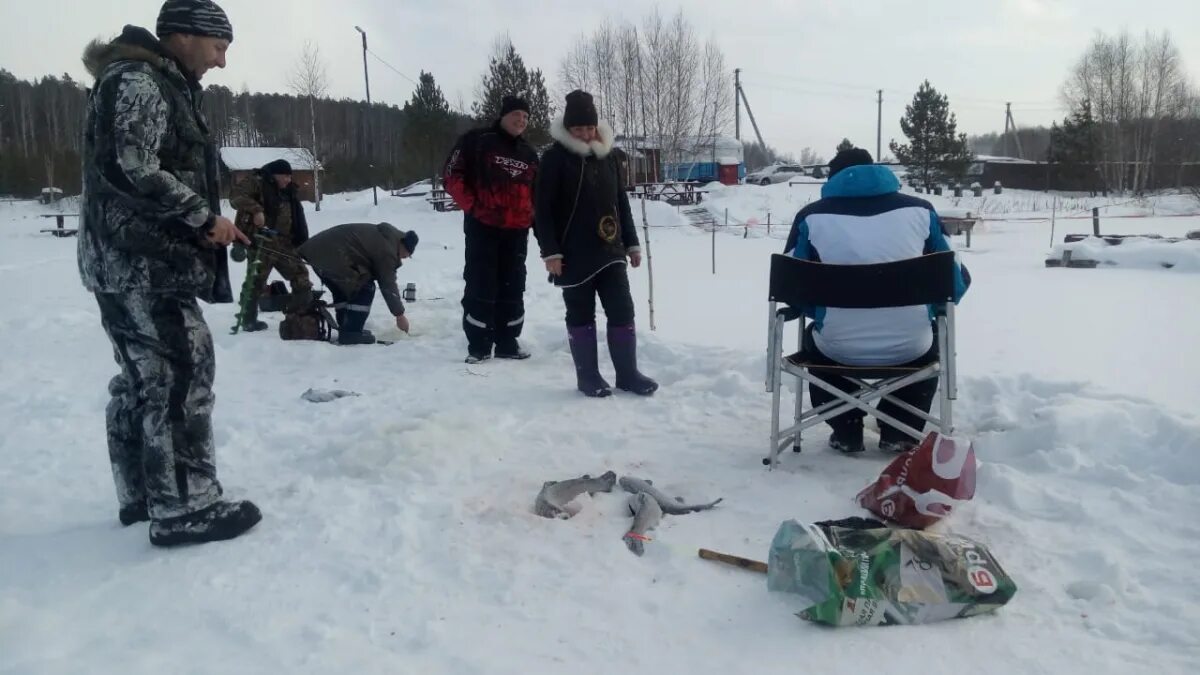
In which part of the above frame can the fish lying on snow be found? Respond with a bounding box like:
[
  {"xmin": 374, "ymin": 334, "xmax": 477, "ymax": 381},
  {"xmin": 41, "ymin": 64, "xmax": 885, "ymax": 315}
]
[
  {"xmin": 301, "ymin": 388, "xmax": 361, "ymax": 403},
  {"xmin": 533, "ymin": 471, "xmax": 618, "ymax": 519},
  {"xmin": 623, "ymin": 492, "xmax": 663, "ymax": 556},
  {"xmin": 618, "ymin": 476, "xmax": 723, "ymax": 515}
]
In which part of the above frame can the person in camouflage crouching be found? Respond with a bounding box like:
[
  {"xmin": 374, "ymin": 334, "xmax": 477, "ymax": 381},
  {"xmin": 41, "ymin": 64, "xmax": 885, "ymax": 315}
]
[
  {"xmin": 78, "ymin": 0, "xmax": 262, "ymax": 546},
  {"xmin": 230, "ymin": 158, "xmax": 313, "ymax": 331}
]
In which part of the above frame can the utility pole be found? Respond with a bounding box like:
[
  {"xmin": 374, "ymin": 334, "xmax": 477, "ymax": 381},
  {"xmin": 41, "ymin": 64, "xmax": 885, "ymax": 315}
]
[
  {"xmin": 734, "ymin": 68, "xmax": 741, "ymax": 141},
  {"xmin": 1003, "ymin": 102, "xmax": 1010, "ymax": 157},
  {"xmin": 738, "ymin": 85, "xmax": 766, "ymax": 149},
  {"xmin": 711, "ymin": 102, "xmax": 718, "ymax": 169},
  {"xmin": 1006, "ymin": 103, "xmax": 1024, "ymax": 158},
  {"xmin": 354, "ymin": 25, "xmax": 378, "ymax": 206},
  {"xmin": 876, "ymin": 89, "xmax": 883, "ymax": 161}
]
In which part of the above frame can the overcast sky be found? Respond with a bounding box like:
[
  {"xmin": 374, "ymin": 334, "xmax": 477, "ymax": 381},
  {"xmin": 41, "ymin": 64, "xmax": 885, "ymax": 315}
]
[{"xmin": 3, "ymin": 0, "xmax": 1199, "ymax": 160}]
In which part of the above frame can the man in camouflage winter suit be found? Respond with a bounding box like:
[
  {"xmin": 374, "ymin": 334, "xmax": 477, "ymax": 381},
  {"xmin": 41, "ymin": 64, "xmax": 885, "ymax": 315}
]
[
  {"xmin": 79, "ymin": 0, "xmax": 261, "ymax": 546},
  {"xmin": 230, "ymin": 158, "xmax": 312, "ymax": 331}
]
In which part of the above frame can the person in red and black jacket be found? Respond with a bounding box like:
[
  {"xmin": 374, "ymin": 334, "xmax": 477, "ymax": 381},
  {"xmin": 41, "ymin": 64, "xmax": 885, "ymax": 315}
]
[{"xmin": 443, "ymin": 95, "xmax": 539, "ymax": 363}]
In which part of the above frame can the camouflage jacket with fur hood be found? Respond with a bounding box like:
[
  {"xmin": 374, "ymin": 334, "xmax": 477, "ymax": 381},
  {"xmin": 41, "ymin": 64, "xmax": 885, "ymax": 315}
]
[{"xmin": 78, "ymin": 25, "xmax": 232, "ymax": 303}]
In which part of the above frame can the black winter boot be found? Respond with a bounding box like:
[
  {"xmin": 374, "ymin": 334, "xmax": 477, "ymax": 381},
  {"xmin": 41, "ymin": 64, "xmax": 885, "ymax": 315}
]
[
  {"xmin": 494, "ymin": 340, "xmax": 531, "ymax": 360},
  {"xmin": 828, "ymin": 423, "xmax": 865, "ymax": 453},
  {"xmin": 119, "ymin": 501, "xmax": 149, "ymax": 526},
  {"xmin": 607, "ymin": 325, "xmax": 658, "ymax": 396},
  {"xmin": 567, "ymin": 324, "xmax": 612, "ymax": 397},
  {"xmin": 878, "ymin": 435, "xmax": 919, "ymax": 454},
  {"xmin": 338, "ymin": 330, "xmax": 376, "ymax": 345},
  {"xmin": 149, "ymin": 500, "xmax": 262, "ymax": 547},
  {"xmin": 242, "ymin": 319, "xmax": 268, "ymax": 332}
]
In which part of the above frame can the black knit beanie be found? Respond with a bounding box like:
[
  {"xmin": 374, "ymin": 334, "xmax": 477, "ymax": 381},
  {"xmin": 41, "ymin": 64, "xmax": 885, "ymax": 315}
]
[
  {"xmin": 401, "ymin": 230, "xmax": 419, "ymax": 255},
  {"xmin": 262, "ymin": 159, "xmax": 292, "ymax": 176},
  {"xmin": 156, "ymin": 0, "xmax": 233, "ymax": 42},
  {"xmin": 499, "ymin": 95, "xmax": 529, "ymax": 118},
  {"xmin": 828, "ymin": 148, "xmax": 874, "ymax": 177},
  {"xmin": 563, "ymin": 90, "xmax": 598, "ymax": 127}
]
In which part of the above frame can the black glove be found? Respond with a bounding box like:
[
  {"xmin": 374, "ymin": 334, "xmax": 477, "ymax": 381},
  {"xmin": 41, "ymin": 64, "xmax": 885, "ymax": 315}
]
[{"xmin": 231, "ymin": 243, "xmax": 248, "ymax": 262}]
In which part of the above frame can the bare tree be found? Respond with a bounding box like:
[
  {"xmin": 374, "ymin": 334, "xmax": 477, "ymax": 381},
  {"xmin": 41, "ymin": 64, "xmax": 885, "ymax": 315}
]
[
  {"xmin": 559, "ymin": 8, "xmax": 733, "ymax": 181},
  {"xmin": 559, "ymin": 39, "xmax": 591, "ymax": 99},
  {"xmin": 1063, "ymin": 30, "xmax": 1192, "ymax": 193},
  {"xmin": 288, "ymin": 40, "xmax": 329, "ymax": 209},
  {"xmin": 798, "ymin": 147, "xmax": 825, "ymax": 165}
]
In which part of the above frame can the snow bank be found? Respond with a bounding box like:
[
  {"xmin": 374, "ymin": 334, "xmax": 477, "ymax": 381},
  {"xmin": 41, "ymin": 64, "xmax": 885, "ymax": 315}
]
[
  {"xmin": 2, "ymin": 191, "xmax": 1199, "ymax": 674},
  {"xmin": 1050, "ymin": 237, "xmax": 1200, "ymax": 271}
]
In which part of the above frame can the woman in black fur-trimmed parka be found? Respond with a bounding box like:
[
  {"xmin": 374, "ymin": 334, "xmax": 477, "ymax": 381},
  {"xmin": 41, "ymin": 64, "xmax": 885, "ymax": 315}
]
[{"xmin": 534, "ymin": 90, "xmax": 658, "ymax": 397}]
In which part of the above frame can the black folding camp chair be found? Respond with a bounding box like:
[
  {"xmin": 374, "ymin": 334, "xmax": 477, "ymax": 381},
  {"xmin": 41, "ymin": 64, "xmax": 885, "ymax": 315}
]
[{"xmin": 764, "ymin": 252, "xmax": 959, "ymax": 468}]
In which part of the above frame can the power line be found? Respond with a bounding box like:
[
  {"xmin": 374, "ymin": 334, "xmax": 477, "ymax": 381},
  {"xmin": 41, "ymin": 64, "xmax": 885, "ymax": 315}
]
[
  {"xmin": 743, "ymin": 80, "xmax": 1064, "ymax": 114},
  {"xmin": 744, "ymin": 69, "xmax": 1061, "ymax": 108},
  {"xmin": 741, "ymin": 80, "xmax": 879, "ymax": 103},
  {"xmin": 746, "ymin": 70, "xmax": 894, "ymax": 94},
  {"xmin": 364, "ymin": 48, "xmax": 420, "ymax": 88}
]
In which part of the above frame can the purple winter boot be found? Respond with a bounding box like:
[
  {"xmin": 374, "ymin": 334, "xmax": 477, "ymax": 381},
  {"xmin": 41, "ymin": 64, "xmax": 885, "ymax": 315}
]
[
  {"xmin": 568, "ymin": 324, "xmax": 612, "ymax": 397},
  {"xmin": 607, "ymin": 324, "xmax": 659, "ymax": 396}
]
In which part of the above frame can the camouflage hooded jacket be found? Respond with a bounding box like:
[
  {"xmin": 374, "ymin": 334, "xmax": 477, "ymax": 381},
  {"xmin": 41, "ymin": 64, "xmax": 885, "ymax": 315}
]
[{"xmin": 78, "ymin": 25, "xmax": 232, "ymax": 303}]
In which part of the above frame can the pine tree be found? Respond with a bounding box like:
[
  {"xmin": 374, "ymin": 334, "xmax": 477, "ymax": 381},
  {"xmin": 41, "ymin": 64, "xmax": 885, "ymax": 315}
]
[
  {"xmin": 524, "ymin": 67, "xmax": 553, "ymax": 147},
  {"xmin": 472, "ymin": 37, "xmax": 553, "ymax": 145},
  {"xmin": 889, "ymin": 80, "xmax": 973, "ymax": 187},
  {"xmin": 403, "ymin": 71, "xmax": 458, "ymax": 177},
  {"xmin": 411, "ymin": 71, "xmax": 450, "ymax": 115},
  {"xmin": 1047, "ymin": 100, "xmax": 1098, "ymax": 165},
  {"xmin": 836, "ymin": 138, "xmax": 856, "ymax": 153}
]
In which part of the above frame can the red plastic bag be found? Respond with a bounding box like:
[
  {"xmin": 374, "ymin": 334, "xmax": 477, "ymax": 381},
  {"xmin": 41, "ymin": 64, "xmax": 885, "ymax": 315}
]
[{"xmin": 856, "ymin": 432, "xmax": 977, "ymax": 529}]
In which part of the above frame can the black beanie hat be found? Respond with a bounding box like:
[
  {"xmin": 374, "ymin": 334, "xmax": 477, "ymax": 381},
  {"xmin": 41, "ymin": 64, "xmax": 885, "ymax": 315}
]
[
  {"xmin": 262, "ymin": 159, "xmax": 292, "ymax": 176},
  {"xmin": 401, "ymin": 230, "xmax": 419, "ymax": 255},
  {"xmin": 828, "ymin": 148, "xmax": 875, "ymax": 177},
  {"xmin": 156, "ymin": 0, "xmax": 233, "ymax": 42},
  {"xmin": 499, "ymin": 95, "xmax": 530, "ymax": 118},
  {"xmin": 563, "ymin": 89, "xmax": 598, "ymax": 128}
]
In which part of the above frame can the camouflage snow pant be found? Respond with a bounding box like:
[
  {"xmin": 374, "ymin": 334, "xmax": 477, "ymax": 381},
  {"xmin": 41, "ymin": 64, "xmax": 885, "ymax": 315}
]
[
  {"xmin": 240, "ymin": 241, "xmax": 312, "ymax": 324},
  {"xmin": 95, "ymin": 291, "xmax": 223, "ymax": 520}
]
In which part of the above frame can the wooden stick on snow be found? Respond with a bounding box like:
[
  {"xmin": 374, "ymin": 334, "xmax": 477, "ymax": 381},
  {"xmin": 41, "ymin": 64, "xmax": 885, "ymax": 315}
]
[{"xmin": 698, "ymin": 548, "xmax": 768, "ymax": 574}]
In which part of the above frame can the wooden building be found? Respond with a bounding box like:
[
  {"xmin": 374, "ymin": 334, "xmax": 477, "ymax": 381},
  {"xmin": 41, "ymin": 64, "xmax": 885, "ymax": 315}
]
[{"xmin": 219, "ymin": 147, "xmax": 321, "ymax": 201}]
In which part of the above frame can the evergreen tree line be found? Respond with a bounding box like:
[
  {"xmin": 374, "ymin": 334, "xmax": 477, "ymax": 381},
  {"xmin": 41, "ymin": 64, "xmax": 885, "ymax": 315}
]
[
  {"xmin": 965, "ymin": 31, "xmax": 1200, "ymax": 192},
  {"xmin": 0, "ymin": 36, "xmax": 554, "ymax": 199},
  {"xmin": 0, "ymin": 70, "xmax": 88, "ymax": 198}
]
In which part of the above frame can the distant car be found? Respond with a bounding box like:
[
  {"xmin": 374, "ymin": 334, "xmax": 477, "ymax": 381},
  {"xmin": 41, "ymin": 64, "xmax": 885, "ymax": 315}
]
[{"xmin": 745, "ymin": 164, "xmax": 806, "ymax": 186}]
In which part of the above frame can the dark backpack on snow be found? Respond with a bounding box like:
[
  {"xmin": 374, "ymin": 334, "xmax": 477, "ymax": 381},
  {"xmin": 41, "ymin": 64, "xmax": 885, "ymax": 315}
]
[{"xmin": 279, "ymin": 299, "xmax": 334, "ymax": 342}]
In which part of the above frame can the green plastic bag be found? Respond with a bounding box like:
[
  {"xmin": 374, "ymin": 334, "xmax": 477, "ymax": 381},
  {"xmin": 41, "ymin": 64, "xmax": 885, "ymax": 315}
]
[{"xmin": 767, "ymin": 520, "xmax": 1017, "ymax": 626}]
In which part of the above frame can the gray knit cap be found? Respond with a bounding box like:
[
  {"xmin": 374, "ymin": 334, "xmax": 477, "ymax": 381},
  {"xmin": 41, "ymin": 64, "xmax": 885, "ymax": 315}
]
[{"xmin": 156, "ymin": 0, "xmax": 233, "ymax": 42}]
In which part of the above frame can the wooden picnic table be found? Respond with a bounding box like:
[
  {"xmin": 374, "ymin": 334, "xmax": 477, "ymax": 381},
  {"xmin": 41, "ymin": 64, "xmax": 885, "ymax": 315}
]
[
  {"xmin": 629, "ymin": 182, "xmax": 706, "ymax": 206},
  {"xmin": 426, "ymin": 187, "xmax": 461, "ymax": 212},
  {"xmin": 941, "ymin": 215, "xmax": 977, "ymax": 248},
  {"xmin": 39, "ymin": 213, "xmax": 79, "ymax": 237}
]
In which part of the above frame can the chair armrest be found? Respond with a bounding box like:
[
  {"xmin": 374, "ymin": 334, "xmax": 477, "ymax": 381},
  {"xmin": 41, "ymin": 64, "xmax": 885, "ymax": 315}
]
[{"xmin": 776, "ymin": 306, "xmax": 804, "ymax": 322}]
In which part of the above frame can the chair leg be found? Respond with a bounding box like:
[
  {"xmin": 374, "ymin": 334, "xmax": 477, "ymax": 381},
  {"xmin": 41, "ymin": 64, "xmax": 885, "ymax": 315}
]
[
  {"xmin": 939, "ymin": 381, "xmax": 952, "ymax": 435},
  {"xmin": 768, "ymin": 382, "xmax": 783, "ymax": 467},
  {"xmin": 792, "ymin": 374, "xmax": 804, "ymax": 453},
  {"xmin": 938, "ymin": 316, "xmax": 953, "ymax": 433},
  {"xmin": 767, "ymin": 362, "xmax": 783, "ymax": 468},
  {"xmin": 792, "ymin": 323, "xmax": 804, "ymax": 452}
]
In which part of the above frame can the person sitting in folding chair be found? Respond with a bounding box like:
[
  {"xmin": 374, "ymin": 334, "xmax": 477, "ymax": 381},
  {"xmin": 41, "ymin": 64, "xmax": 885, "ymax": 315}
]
[{"xmin": 783, "ymin": 148, "xmax": 969, "ymax": 454}]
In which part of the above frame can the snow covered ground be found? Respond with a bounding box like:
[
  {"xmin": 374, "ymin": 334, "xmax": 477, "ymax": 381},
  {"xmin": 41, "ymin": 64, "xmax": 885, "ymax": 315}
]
[{"xmin": 2, "ymin": 183, "xmax": 1199, "ymax": 674}]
